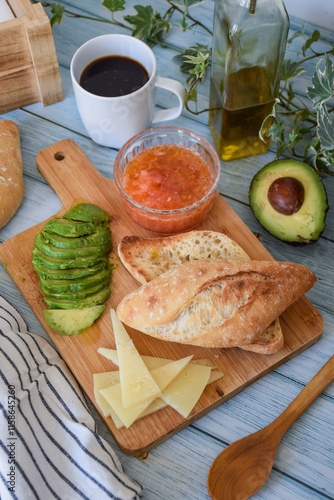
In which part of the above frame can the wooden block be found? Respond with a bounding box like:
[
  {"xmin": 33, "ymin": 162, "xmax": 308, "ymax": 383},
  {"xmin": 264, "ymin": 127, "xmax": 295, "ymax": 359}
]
[{"xmin": 0, "ymin": 0, "xmax": 63, "ymax": 114}]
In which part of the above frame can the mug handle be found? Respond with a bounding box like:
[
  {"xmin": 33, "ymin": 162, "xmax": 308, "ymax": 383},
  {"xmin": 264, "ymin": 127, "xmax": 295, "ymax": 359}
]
[{"xmin": 151, "ymin": 76, "xmax": 186, "ymax": 123}]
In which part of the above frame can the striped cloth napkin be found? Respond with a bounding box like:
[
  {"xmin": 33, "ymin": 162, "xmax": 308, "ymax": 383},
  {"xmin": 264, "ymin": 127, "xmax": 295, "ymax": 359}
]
[{"xmin": 0, "ymin": 296, "xmax": 143, "ymax": 500}]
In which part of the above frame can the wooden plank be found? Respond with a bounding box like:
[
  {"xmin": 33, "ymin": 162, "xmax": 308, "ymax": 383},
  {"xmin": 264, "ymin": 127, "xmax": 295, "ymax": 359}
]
[
  {"xmin": 0, "ymin": 1, "xmax": 62, "ymax": 113},
  {"xmin": 8, "ymin": 0, "xmax": 34, "ymax": 18},
  {"xmin": 0, "ymin": 139, "xmax": 324, "ymax": 455},
  {"xmin": 25, "ymin": 3, "xmax": 63, "ymax": 107}
]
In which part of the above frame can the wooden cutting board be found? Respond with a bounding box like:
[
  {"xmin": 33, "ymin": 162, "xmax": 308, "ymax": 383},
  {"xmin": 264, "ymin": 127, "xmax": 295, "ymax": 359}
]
[{"xmin": 0, "ymin": 140, "xmax": 324, "ymax": 455}]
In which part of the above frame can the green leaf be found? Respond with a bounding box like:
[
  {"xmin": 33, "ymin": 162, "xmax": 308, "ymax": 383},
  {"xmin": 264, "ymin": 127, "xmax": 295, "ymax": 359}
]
[
  {"xmin": 124, "ymin": 6, "xmax": 170, "ymax": 44},
  {"xmin": 101, "ymin": 0, "xmax": 125, "ymax": 13},
  {"xmin": 180, "ymin": 14, "xmax": 188, "ymax": 30},
  {"xmin": 183, "ymin": 51, "xmax": 210, "ymax": 85},
  {"xmin": 317, "ymin": 104, "xmax": 334, "ymax": 151},
  {"xmin": 287, "ymin": 26, "xmax": 305, "ymax": 44},
  {"xmin": 50, "ymin": 3, "xmax": 65, "ymax": 26},
  {"xmin": 280, "ymin": 59, "xmax": 305, "ymax": 81},
  {"xmin": 309, "ymin": 136, "xmax": 321, "ymax": 149},
  {"xmin": 260, "ymin": 98, "xmax": 280, "ymax": 142},
  {"xmin": 124, "ymin": 5, "xmax": 154, "ymax": 39},
  {"xmin": 302, "ymin": 29, "xmax": 321, "ymax": 56},
  {"xmin": 288, "ymin": 129, "xmax": 300, "ymax": 144},
  {"xmin": 304, "ymin": 143, "xmax": 318, "ymax": 169},
  {"xmin": 316, "ymin": 154, "xmax": 334, "ymax": 176},
  {"xmin": 307, "ymin": 55, "xmax": 334, "ymax": 109},
  {"xmin": 265, "ymin": 121, "xmax": 283, "ymax": 142},
  {"xmin": 147, "ymin": 14, "xmax": 170, "ymax": 44},
  {"xmin": 287, "ymin": 83, "xmax": 295, "ymax": 101},
  {"xmin": 175, "ymin": 45, "xmax": 211, "ymax": 84},
  {"xmin": 187, "ymin": 84, "xmax": 198, "ymax": 102}
]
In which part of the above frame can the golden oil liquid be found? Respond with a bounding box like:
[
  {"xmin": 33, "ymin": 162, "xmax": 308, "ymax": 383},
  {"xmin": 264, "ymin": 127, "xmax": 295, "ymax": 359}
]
[{"xmin": 209, "ymin": 66, "xmax": 274, "ymax": 161}]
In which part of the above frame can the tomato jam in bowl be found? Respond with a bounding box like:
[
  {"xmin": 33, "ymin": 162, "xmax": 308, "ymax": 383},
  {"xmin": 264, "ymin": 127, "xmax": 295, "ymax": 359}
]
[{"xmin": 113, "ymin": 126, "xmax": 221, "ymax": 234}]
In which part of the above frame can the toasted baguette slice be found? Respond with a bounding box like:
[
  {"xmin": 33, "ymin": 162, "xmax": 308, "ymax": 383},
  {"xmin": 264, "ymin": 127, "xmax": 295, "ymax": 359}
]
[
  {"xmin": 238, "ymin": 319, "xmax": 284, "ymax": 354},
  {"xmin": 118, "ymin": 231, "xmax": 250, "ymax": 285},
  {"xmin": 116, "ymin": 259, "xmax": 316, "ymax": 349},
  {"xmin": 118, "ymin": 231, "xmax": 284, "ymax": 354}
]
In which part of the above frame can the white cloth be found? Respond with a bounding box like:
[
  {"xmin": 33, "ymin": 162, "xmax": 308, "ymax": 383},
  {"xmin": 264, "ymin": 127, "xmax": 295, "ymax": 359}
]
[{"xmin": 0, "ymin": 296, "xmax": 143, "ymax": 500}]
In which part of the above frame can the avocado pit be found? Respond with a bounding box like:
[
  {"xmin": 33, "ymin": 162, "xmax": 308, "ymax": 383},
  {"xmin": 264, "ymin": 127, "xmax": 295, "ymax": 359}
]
[{"xmin": 268, "ymin": 177, "xmax": 305, "ymax": 215}]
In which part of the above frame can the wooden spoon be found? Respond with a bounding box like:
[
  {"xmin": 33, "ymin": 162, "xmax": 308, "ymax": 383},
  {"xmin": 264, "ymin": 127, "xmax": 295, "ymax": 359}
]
[{"xmin": 207, "ymin": 355, "xmax": 334, "ymax": 500}]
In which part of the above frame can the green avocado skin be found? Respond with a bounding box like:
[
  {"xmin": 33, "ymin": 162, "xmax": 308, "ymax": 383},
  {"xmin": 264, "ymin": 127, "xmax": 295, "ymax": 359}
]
[
  {"xmin": 42, "ymin": 224, "xmax": 111, "ymax": 249},
  {"xmin": 249, "ymin": 159, "xmax": 328, "ymax": 245},
  {"xmin": 34, "ymin": 232, "xmax": 111, "ymax": 259}
]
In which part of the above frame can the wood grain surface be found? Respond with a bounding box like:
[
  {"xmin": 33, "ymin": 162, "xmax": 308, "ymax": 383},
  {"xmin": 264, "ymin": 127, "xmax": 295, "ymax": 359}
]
[{"xmin": 0, "ymin": 139, "xmax": 324, "ymax": 455}]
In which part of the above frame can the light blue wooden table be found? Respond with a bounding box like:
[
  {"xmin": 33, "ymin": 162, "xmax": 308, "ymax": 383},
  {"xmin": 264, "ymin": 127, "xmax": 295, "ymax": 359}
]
[{"xmin": 1, "ymin": 1, "xmax": 333, "ymax": 498}]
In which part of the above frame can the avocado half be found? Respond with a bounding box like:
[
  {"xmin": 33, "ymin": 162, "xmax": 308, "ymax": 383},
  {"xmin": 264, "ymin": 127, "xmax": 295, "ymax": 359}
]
[{"xmin": 249, "ymin": 159, "xmax": 328, "ymax": 244}]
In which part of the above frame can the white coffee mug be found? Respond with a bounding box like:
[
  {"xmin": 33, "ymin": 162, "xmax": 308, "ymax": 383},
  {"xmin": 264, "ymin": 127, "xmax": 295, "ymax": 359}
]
[{"xmin": 70, "ymin": 34, "xmax": 186, "ymax": 149}]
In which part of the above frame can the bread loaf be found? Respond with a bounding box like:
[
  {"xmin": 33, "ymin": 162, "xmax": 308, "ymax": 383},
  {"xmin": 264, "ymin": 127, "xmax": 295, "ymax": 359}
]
[
  {"xmin": 118, "ymin": 231, "xmax": 284, "ymax": 354},
  {"xmin": 116, "ymin": 259, "xmax": 316, "ymax": 348},
  {"xmin": 0, "ymin": 120, "xmax": 24, "ymax": 229}
]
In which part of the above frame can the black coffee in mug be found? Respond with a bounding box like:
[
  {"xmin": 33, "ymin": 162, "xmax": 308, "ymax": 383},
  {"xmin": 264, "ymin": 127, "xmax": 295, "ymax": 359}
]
[{"xmin": 79, "ymin": 55, "xmax": 149, "ymax": 97}]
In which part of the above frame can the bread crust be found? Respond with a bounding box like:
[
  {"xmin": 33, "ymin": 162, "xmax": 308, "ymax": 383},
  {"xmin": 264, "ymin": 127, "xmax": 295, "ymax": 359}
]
[
  {"xmin": 0, "ymin": 120, "xmax": 24, "ymax": 229},
  {"xmin": 116, "ymin": 259, "xmax": 316, "ymax": 348}
]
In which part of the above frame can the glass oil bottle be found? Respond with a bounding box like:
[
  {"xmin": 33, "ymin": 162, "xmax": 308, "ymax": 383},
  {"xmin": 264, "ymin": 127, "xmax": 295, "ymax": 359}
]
[{"xmin": 209, "ymin": 0, "xmax": 289, "ymax": 161}]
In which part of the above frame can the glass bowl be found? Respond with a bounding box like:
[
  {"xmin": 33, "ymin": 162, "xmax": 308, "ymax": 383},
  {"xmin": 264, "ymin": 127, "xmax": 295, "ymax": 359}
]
[{"xmin": 113, "ymin": 126, "xmax": 221, "ymax": 234}]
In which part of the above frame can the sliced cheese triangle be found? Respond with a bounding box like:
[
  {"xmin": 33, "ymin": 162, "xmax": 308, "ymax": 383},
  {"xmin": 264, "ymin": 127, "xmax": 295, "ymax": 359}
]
[
  {"xmin": 110, "ymin": 309, "xmax": 161, "ymax": 408},
  {"xmin": 97, "ymin": 347, "xmax": 119, "ymax": 365},
  {"xmin": 161, "ymin": 363, "xmax": 212, "ymax": 418},
  {"xmin": 100, "ymin": 383, "xmax": 153, "ymax": 428},
  {"xmin": 100, "ymin": 355, "xmax": 193, "ymax": 428},
  {"xmin": 208, "ymin": 370, "xmax": 224, "ymax": 384},
  {"xmin": 93, "ymin": 372, "xmax": 123, "ymax": 428}
]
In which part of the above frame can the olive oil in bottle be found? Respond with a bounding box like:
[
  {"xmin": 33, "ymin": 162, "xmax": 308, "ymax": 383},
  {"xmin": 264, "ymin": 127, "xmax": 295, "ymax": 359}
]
[
  {"xmin": 209, "ymin": 0, "xmax": 289, "ymax": 161},
  {"xmin": 209, "ymin": 66, "xmax": 275, "ymax": 161}
]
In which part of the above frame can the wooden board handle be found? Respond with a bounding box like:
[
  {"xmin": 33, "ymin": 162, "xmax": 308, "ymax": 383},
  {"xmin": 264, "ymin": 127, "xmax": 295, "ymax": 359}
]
[{"xmin": 36, "ymin": 139, "xmax": 110, "ymax": 209}]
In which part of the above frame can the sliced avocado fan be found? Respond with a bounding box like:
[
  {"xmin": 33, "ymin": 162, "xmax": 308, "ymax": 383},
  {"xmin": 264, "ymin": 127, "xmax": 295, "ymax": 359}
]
[{"xmin": 33, "ymin": 203, "xmax": 113, "ymax": 335}]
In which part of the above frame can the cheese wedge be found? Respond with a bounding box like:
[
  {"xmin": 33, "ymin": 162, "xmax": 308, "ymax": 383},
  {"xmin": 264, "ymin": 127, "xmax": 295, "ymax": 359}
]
[
  {"xmin": 110, "ymin": 309, "xmax": 161, "ymax": 408},
  {"xmin": 100, "ymin": 383, "xmax": 153, "ymax": 428},
  {"xmin": 100, "ymin": 355, "xmax": 193, "ymax": 428},
  {"xmin": 138, "ymin": 370, "xmax": 224, "ymax": 422},
  {"xmin": 97, "ymin": 347, "xmax": 120, "ymax": 365},
  {"xmin": 208, "ymin": 370, "xmax": 224, "ymax": 384},
  {"xmin": 161, "ymin": 363, "xmax": 212, "ymax": 418},
  {"xmin": 93, "ymin": 372, "xmax": 123, "ymax": 428}
]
